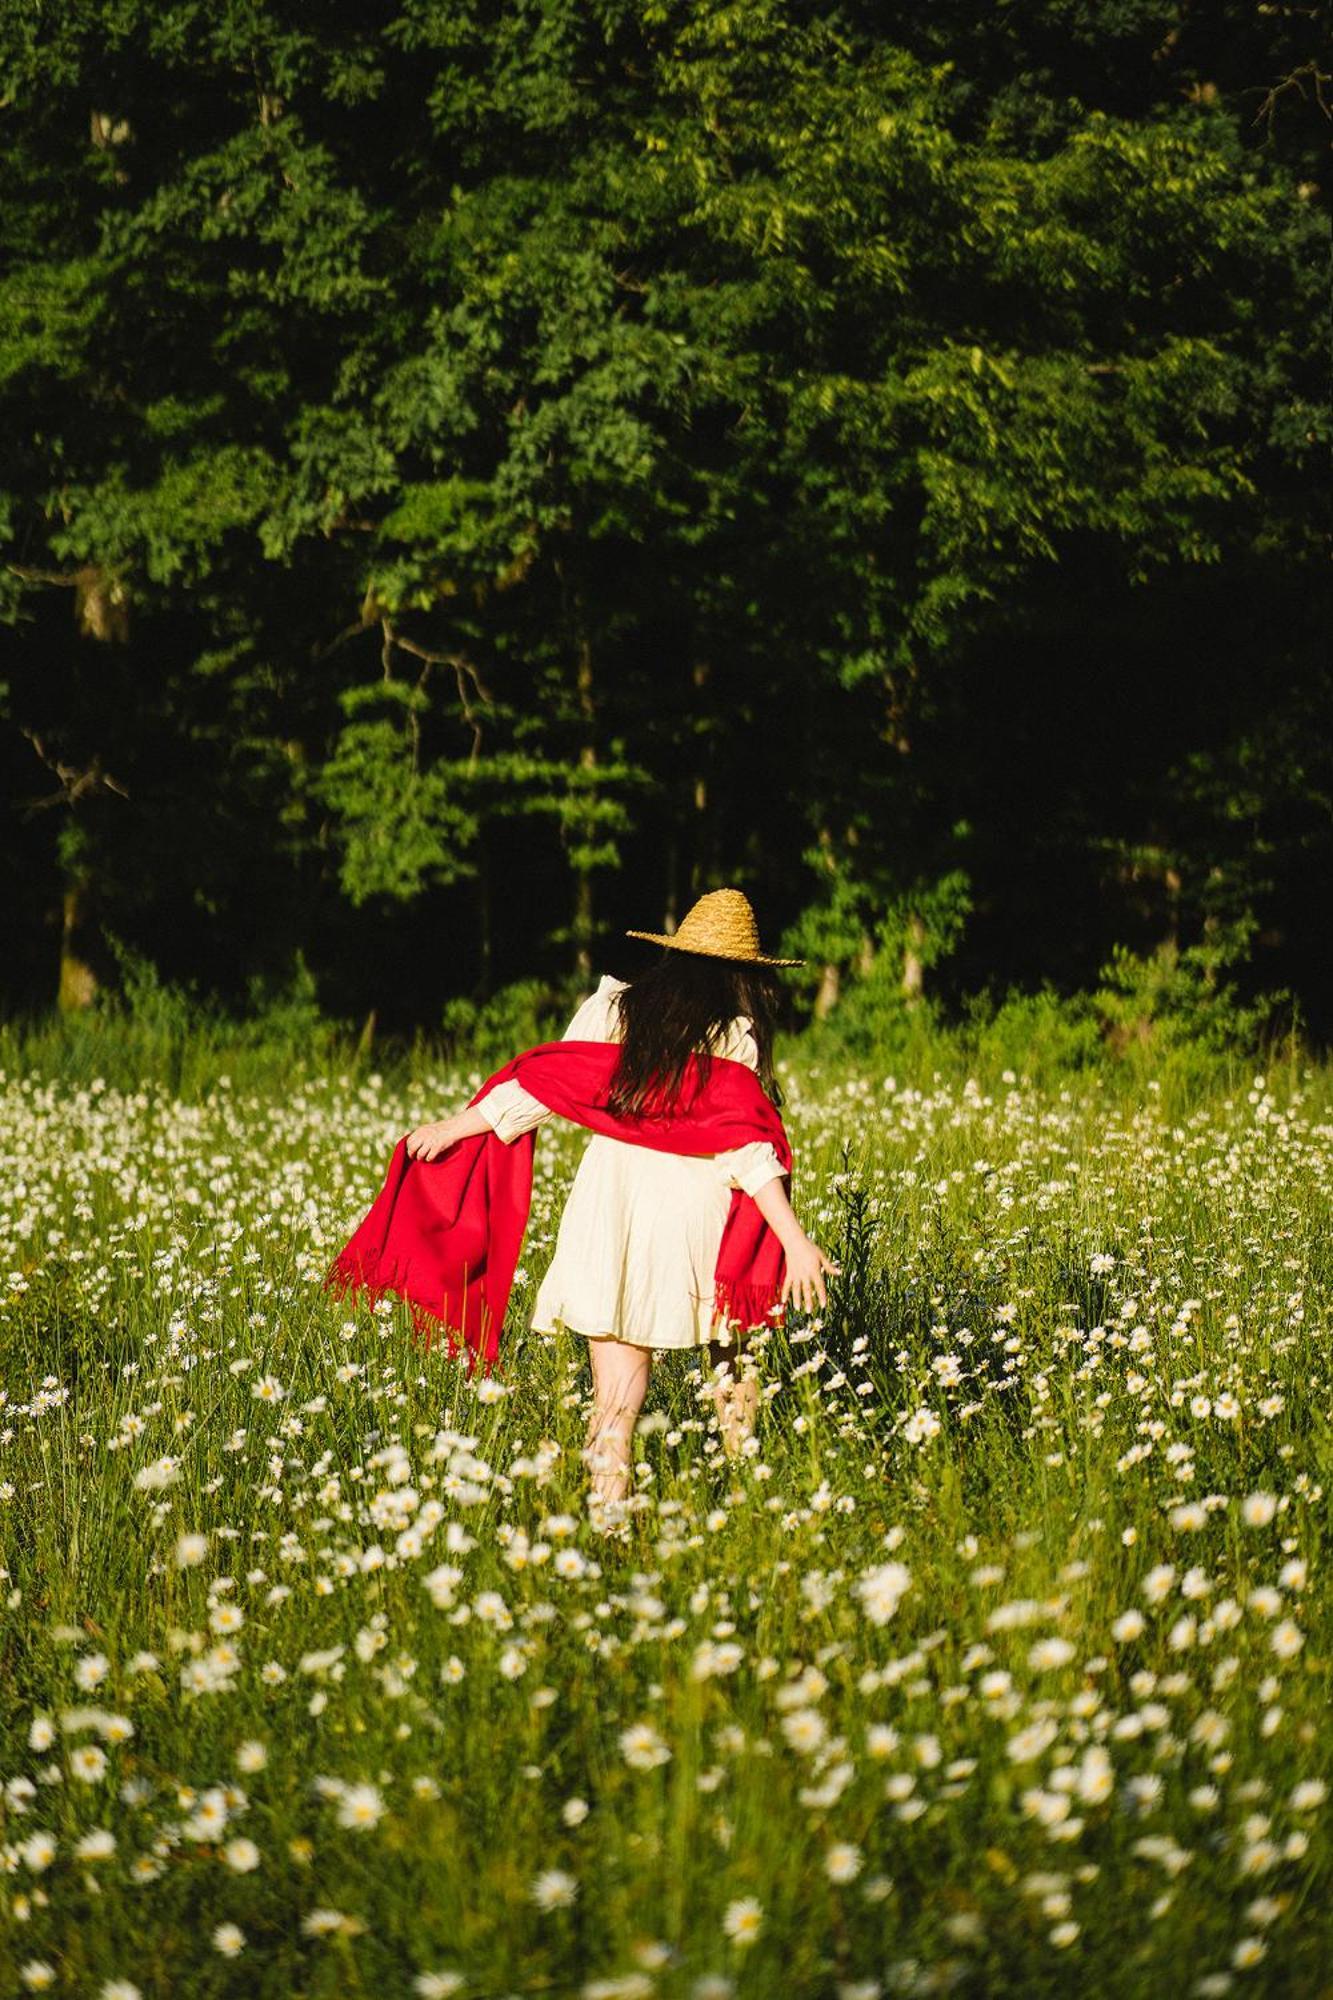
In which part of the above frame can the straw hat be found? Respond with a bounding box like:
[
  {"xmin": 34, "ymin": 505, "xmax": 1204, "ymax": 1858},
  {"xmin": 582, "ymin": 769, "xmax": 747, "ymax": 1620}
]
[{"xmin": 626, "ymin": 887, "xmax": 804, "ymax": 967}]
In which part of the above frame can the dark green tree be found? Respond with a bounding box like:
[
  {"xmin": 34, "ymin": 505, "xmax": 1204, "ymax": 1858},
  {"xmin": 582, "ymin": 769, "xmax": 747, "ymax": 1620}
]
[{"xmin": 1, "ymin": 0, "xmax": 1325, "ymax": 1038}]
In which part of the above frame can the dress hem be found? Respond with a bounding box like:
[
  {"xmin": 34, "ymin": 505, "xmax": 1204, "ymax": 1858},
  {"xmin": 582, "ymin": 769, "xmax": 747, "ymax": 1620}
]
[{"xmin": 533, "ymin": 1310, "xmax": 717, "ymax": 1353}]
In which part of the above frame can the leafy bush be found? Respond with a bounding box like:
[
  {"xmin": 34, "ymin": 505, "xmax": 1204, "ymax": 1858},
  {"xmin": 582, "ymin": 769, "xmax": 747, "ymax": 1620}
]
[
  {"xmin": 0, "ymin": 943, "xmax": 349, "ymax": 1096},
  {"xmin": 956, "ymin": 983, "xmax": 1107, "ymax": 1083},
  {"xmin": 1093, "ymin": 919, "xmax": 1295, "ymax": 1064},
  {"xmin": 784, "ymin": 871, "xmax": 974, "ymax": 1065},
  {"xmin": 438, "ymin": 978, "xmax": 575, "ymax": 1068}
]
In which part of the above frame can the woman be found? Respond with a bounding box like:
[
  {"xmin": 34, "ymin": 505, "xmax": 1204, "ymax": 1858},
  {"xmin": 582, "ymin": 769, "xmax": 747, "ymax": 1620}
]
[{"xmin": 400, "ymin": 888, "xmax": 839, "ymax": 1517}]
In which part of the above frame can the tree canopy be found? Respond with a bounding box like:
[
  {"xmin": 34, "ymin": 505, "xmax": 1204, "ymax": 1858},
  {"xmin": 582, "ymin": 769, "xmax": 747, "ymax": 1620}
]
[{"xmin": 1, "ymin": 0, "xmax": 1327, "ymax": 1040}]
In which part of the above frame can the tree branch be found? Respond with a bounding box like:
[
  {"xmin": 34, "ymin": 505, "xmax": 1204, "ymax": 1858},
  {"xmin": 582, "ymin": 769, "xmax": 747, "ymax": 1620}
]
[
  {"xmin": 1252, "ymin": 58, "xmax": 1332, "ymax": 133},
  {"xmin": 19, "ymin": 728, "xmax": 130, "ymax": 815},
  {"xmin": 379, "ymin": 619, "xmax": 494, "ymax": 766}
]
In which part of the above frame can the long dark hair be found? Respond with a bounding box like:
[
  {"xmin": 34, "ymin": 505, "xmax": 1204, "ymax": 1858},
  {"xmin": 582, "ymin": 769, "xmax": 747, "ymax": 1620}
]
[{"xmin": 603, "ymin": 949, "xmax": 785, "ymax": 1118}]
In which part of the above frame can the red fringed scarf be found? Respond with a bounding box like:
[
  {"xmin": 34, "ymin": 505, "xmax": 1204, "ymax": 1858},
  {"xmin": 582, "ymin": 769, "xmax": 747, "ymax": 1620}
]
[{"xmin": 325, "ymin": 1038, "xmax": 794, "ymax": 1376}]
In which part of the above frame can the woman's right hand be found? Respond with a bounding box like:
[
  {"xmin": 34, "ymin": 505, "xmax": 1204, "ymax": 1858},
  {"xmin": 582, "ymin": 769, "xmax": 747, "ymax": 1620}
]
[
  {"xmin": 405, "ymin": 1116, "xmax": 463, "ymax": 1162},
  {"xmin": 781, "ymin": 1233, "xmax": 841, "ymax": 1314},
  {"xmin": 406, "ymin": 1103, "xmax": 497, "ymax": 1159}
]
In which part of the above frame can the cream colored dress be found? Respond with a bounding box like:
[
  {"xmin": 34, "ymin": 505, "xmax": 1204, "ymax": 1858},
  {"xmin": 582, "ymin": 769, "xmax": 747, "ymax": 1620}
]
[{"xmin": 476, "ymin": 974, "xmax": 785, "ymax": 1350}]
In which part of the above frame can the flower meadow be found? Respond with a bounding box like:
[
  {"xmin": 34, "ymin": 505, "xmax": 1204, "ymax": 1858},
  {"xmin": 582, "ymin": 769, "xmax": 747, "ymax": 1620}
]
[{"xmin": 0, "ymin": 1049, "xmax": 1329, "ymax": 1999}]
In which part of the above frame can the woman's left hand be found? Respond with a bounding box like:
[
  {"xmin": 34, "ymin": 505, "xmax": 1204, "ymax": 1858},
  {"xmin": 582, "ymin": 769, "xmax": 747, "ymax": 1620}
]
[
  {"xmin": 780, "ymin": 1233, "xmax": 841, "ymax": 1315},
  {"xmin": 405, "ymin": 1117, "xmax": 462, "ymax": 1162}
]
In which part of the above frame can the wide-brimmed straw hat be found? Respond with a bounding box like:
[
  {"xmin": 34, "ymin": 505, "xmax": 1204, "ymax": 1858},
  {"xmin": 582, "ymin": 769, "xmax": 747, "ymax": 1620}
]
[{"xmin": 626, "ymin": 887, "xmax": 804, "ymax": 967}]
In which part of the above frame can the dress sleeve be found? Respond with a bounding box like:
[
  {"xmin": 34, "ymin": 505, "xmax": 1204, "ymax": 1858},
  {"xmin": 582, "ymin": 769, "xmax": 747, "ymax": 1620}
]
[
  {"xmin": 560, "ymin": 974, "xmax": 625, "ymax": 1044},
  {"xmin": 716, "ymin": 1139, "xmax": 787, "ymax": 1198},
  {"xmin": 477, "ymin": 976, "xmax": 624, "ymax": 1144},
  {"xmin": 710, "ymin": 1014, "xmax": 786, "ymax": 1197},
  {"xmin": 476, "ymin": 1077, "xmax": 551, "ymax": 1143}
]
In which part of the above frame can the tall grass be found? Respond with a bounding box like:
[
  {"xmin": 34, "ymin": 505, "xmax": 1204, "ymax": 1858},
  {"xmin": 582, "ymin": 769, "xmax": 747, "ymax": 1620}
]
[{"xmin": 0, "ymin": 1030, "xmax": 1328, "ymax": 1997}]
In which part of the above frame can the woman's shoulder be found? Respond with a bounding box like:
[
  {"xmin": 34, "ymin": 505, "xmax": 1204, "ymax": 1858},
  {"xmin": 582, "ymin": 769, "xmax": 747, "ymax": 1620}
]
[
  {"xmin": 562, "ymin": 973, "xmax": 627, "ymax": 1042},
  {"xmin": 713, "ymin": 1013, "xmax": 759, "ymax": 1068},
  {"xmin": 591, "ymin": 973, "xmax": 628, "ymax": 1019}
]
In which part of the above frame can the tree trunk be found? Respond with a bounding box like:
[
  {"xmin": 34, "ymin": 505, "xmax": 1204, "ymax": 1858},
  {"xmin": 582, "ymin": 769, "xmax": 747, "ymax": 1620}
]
[
  {"xmin": 475, "ymin": 839, "xmax": 494, "ymax": 998},
  {"xmin": 58, "ymin": 878, "xmax": 97, "ymax": 1012},
  {"xmin": 663, "ymin": 828, "xmax": 679, "ymax": 933},
  {"xmin": 813, "ymin": 960, "xmax": 841, "ymax": 1021},
  {"xmin": 812, "ymin": 821, "xmax": 841, "ymax": 1019},
  {"xmin": 574, "ymin": 865, "xmax": 594, "ymax": 979},
  {"xmin": 690, "ymin": 657, "xmax": 713, "ymax": 894},
  {"xmin": 572, "ymin": 622, "xmax": 596, "ymax": 980},
  {"xmin": 1164, "ymin": 863, "xmax": 1182, "ymax": 954},
  {"xmin": 1199, "ymin": 864, "xmax": 1223, "ymax": 990},
  {"xmin": 902, "ymin": 913, "xmax": 926, "ymax": 1005}
]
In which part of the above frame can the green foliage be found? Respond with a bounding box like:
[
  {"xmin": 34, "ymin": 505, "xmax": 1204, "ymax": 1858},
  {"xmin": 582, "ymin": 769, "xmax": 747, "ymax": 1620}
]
[
  {"xmin": 316, "ymin": 685, "xmax": 482, "ymax": 906},
  {"xmin": 0, "ymin": 0, "xmax": 1325, "ymax": 1041},
  {"xmin": 45, "ymin": 446, "xmax": 280, "ymax": 585},
  {"xmin": 241, "ymin": 950, "xmax": 330, "ymax": 1048},
  {"xmin": 89, "ymin": 933, "xmax": 235, "ymax": 1061},
  {"xmin": 438, "ymin": 976, "xmax": 575, "ymax": 1066},
  {"xmin": 937, "ymin": 984, "xmax": 1109, "ymax": 1085},
  {"xmin": 0, "ymin": 939, "xmax": 351, "ymax": 1096},
  {"xmin": 784, "ymin": 864, "xmax": 974, "ymax": 1055},
  {"xmin": 1094, "ymin": 921, "xmax": 1295, "ymax": 1060}
]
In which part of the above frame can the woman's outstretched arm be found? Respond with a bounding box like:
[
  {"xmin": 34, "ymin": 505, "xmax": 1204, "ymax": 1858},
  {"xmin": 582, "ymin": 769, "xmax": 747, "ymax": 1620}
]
[
  {"xmin": 406, "ymin": 975, "xmax": 619, "ymax": 1161},
  {"xmin": 750, "ymin": 1175, "xmax": 840, "ymax": 1314}
]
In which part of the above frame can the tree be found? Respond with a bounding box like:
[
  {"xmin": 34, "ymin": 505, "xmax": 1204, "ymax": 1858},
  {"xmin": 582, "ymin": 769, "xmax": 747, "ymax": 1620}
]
[{"xmin": 1, "ymin": 0, "xmax": 1325, "ymax": 1036}]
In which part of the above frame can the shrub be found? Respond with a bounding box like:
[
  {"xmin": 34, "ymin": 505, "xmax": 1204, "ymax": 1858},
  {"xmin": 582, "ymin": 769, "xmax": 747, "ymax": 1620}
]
[{"xmin": 438, "ymin": 978, "xmax": 574, "ymax": 1068}]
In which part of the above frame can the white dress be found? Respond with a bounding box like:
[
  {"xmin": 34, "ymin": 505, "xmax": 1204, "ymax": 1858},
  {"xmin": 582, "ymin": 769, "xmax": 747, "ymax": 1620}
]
[{"xmin": 476, "ymin": 974, "xmax": 786, "ymax": 1350}]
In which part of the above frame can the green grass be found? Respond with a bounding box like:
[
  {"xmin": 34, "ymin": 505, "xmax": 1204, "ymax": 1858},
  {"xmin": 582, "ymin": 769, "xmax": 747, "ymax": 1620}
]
[{"xmin": 0, "ymin": 1034, "xmax": 1328, "ymax": 1999}]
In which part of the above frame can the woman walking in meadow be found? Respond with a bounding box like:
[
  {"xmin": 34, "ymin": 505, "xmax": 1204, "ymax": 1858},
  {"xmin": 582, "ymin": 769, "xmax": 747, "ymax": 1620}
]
[{"xmin": 331, "ymin": 888, "xmax": 838, "ymax": 1526}]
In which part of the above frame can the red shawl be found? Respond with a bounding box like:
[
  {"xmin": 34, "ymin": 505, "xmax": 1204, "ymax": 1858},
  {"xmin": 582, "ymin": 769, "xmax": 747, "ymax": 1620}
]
[{"xmin": 325, "ymin": 1038, "xmax": 794, "ymax": 1376}]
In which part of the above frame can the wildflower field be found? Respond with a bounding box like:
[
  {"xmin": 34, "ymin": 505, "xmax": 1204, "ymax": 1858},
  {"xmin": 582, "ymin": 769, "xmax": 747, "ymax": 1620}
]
[{"xmin": 1, "ymin": 1044, "xmax": 1329, "ymax": 2000}]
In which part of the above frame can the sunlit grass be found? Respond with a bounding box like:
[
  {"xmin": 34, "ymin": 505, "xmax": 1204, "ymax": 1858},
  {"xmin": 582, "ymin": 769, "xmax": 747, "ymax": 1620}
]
[{"xmin": 0, "ymin": 1046, "xmax": 1328, "ymax": 1998}]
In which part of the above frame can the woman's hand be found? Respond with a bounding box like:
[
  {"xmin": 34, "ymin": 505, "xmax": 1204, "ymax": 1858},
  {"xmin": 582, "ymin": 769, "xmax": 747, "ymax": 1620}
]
[
  {"xmin": 780, "ymin": 1233, "xmax": 841, "ymax": 1315},
  {"xmin": 405, "ymin": 1116, "xmax": 465, "ymax": 1162},
  {"xmin": 406, "ymin": 1103, "xmax": 497, "ymax": 1160}
]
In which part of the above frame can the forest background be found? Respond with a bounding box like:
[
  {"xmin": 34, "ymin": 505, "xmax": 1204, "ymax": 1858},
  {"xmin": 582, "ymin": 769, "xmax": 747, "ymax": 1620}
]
[{"xmin": 1, "ymin": 0, "xmax": 1328, "ymax": 1074}]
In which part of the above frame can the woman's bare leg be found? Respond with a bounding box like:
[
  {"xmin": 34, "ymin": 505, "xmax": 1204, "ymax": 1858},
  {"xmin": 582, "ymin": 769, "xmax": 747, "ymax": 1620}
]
[
  {"xmin": 707, "ymin": 1324, "xmax": 759, "ymax": 1458},
  {"xmin": 583, "ymin": 1336, "xmax": 652, "ymax": 1503}
]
